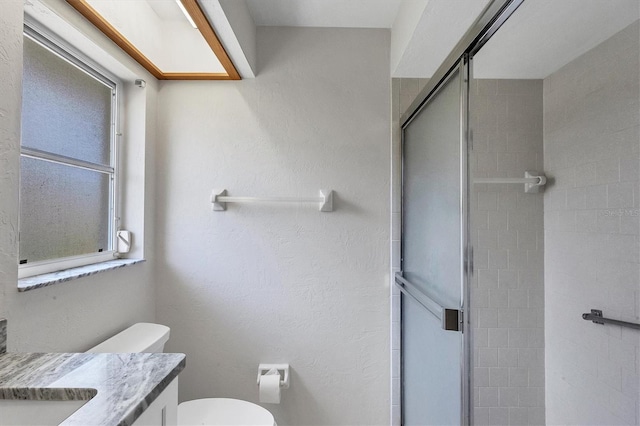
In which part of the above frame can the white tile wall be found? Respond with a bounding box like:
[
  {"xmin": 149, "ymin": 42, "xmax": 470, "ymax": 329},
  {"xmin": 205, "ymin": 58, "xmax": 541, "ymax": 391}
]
[
  {"xmin": 544, "ymin": 20, "xmax": 640, "ymax": 426},
  {"xmin": 471, "ymin": 79, "xmax": 546, "ymax": 426}
]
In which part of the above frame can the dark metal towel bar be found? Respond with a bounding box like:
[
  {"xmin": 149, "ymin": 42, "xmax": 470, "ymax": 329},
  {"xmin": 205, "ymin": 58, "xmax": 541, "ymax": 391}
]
[{"xmin": 582, "ymin": 309, "xmax": 640, "ymax": 330}]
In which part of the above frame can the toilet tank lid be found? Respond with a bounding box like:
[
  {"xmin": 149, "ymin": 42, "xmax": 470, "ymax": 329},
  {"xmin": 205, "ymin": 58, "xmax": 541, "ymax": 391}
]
[{"xmin": 86, "ymin": 323, "xmax": 170, "ymax": 353}]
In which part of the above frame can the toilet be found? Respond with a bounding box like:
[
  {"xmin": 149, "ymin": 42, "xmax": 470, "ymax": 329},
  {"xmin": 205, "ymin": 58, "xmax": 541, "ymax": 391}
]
[{"xmin": 87, "ymin": 323, "xmax": 276, "ymax": 426}]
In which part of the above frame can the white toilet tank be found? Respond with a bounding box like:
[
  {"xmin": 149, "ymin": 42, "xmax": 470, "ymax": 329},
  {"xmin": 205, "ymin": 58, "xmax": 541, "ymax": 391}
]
[{"xmin": 86, "ymin": 323, "xmax": 170, "ymax": 353}]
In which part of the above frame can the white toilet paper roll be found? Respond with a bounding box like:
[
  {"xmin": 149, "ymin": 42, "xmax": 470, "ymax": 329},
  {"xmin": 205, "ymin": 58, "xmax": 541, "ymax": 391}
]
[{"xmin": 259, "ymin": 373, "xmax": 281, "ymax": 404}]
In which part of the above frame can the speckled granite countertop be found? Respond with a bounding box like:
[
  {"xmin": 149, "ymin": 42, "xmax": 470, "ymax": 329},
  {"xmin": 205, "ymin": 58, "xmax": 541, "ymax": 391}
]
[{"xmin": 0, "ymin": 352, "xmax": 186, "ymax": 425}]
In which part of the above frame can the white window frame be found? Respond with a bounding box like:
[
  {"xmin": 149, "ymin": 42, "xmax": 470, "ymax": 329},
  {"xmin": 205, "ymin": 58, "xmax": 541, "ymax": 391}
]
[{"xmin": 18, "ymin": 23, "xmax": 123, "ymax": 279}]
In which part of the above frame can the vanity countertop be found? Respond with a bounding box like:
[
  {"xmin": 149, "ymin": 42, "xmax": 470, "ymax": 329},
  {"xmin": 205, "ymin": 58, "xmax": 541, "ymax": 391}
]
[{"xmin": 0, "ymin": 351, "xmax": 186, "ymax": 425}]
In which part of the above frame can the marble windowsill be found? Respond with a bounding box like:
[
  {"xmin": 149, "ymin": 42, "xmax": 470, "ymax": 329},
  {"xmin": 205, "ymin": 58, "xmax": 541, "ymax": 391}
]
[{"xmin": 17, "ymin": 259, "xmax": 145, "ymax": 292}]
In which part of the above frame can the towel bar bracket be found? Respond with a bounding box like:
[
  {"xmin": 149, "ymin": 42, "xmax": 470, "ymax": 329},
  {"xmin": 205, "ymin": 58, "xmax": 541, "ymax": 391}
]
[
  {"xmin": 587, "ymin": 309, "xmax": 605, "ymax": 325},
  {"xmin": 524, "ymin": 171, "xmax": 547, "ymax": 193},
  {"xmin": 211, "ymin": 189, "xmax": 227, "ymax": 211}
]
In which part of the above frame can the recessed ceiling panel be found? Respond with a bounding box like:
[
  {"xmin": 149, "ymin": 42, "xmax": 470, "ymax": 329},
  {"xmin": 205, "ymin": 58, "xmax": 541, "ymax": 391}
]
[
  {"xmin": 84, "ymin": 0, "xmax": 223, "ymax": 73},
  {"xmin": 67, "ymin": 0, "xmax": 241, "ymax": 79}
]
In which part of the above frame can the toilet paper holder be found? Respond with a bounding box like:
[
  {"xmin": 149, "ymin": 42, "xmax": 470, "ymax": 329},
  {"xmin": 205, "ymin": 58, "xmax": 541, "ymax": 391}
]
[{"xmin": 257, "ymin": 364, "xmax": 290, "ymax": 389}]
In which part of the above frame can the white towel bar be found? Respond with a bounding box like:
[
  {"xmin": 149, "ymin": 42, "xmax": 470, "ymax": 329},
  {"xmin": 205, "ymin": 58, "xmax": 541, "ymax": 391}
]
[{"xmin": 211, "ymin": 189, "xmax": 334, "ymax": 212}]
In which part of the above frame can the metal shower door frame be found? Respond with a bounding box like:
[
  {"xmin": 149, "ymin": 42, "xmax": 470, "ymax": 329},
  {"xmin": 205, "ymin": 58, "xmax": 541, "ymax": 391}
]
[
  {"xmin": 397, "ymin": 0, "xmax": 527, "ymax": 424},
  {"xmin": 398, "ymin": 56, "xmax": 470, "ymax": 426}
]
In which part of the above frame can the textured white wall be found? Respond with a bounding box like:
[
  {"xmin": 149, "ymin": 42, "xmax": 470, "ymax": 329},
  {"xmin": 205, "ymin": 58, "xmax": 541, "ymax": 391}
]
[
  {"xmin": 156, "ymin": 27, "xmax": 390, "ymax": 425},
  {"xmin": 0, "ymin": 0, "xmax": 23, "ymax": 324},
  {"xmin": 0, "ymin": 0, "xmax": 157, "ymax": 352},
  {"xmin": 544, "ymin": 21, "xmax": 640, "ymax": 425}
]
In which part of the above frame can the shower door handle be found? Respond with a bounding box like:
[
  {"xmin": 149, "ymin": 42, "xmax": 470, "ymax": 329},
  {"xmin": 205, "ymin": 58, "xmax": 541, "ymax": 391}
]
[{"xmin": 395, "ymin": 273, "xmax": 462, "ymax": 332}]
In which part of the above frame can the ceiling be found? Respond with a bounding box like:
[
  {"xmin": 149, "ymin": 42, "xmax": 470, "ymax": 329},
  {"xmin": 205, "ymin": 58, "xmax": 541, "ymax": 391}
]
[
  {"xmin": 58, "ymin": 0, "xmax": 640, "ymax": 80},
  {"xmin": 473, "ymin": 0, "xmax": 640, "ymax": 78},
  {"xmin": 241, "ymin": 0, "xmax": 640, "ymax": 80},
  {"xmin": 245, "ymin": 0, "xmax": 401, "ymax": 28},
  {"xmin": 242, "ymin": 0, "xmax": 489, "ymax": 78},
  {"xmin": 392, "ymin": 0, "xmax": 489, "ymax": 77}
]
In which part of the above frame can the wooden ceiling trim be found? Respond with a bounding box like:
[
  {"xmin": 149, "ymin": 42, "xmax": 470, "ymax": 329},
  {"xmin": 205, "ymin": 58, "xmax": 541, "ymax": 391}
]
[
  {"xmin": 66, "ymin": 0, "xmax": 164, "ymax": 79},
  {"xmin": 179, "ymin": 0, "xmax": 241, "ymax": 80},
  {"xmin": 66, "ymin": 0, "xmax": 241, "ymax": 81}
]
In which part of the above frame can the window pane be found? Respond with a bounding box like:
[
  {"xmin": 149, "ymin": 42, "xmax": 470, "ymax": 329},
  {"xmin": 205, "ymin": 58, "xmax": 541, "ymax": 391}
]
[
  {"xmin": 19, "ymin": 157, "xmax": 111, "ymax": 263},
  {"xmin": 21, "ymin": 36, "xmax": 112, "ymax": 166}
]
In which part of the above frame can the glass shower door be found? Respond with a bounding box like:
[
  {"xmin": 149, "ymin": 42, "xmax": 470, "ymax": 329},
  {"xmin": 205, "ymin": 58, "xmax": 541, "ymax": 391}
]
[{"xmin": 399, "ymin": 63, "xmax": 468, "ymax": 425}]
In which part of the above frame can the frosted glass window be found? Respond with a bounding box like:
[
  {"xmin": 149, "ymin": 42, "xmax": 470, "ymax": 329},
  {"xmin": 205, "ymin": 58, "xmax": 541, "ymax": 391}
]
[
  {"xmin": 19, "ymin": 158, "xmax": 110, "ymax": 264},
  {"xmin": 22, "ymin": 36, "xmax": 112, "ymax": 166},
  {"xmin": 19, "ymin": 30, "xmax": 116, "ymax": 267}
]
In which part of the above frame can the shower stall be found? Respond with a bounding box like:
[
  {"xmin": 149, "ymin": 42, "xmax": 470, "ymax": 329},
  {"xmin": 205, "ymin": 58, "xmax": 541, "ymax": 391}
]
[{"xmin": 392, "ymin": 0, "xmax": 640, "ymax": 424}]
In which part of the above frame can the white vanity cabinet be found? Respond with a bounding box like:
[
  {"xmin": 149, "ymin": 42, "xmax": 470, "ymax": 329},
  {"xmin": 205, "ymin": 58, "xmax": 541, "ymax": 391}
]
[{"xmin": 132, "ymin": 378, "xmax": 179, "ymax": 426}]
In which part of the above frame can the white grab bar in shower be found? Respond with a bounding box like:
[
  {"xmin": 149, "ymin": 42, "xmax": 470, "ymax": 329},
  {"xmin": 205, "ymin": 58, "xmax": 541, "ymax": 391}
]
[
  {"xmin": 211, "ymin": 189, "xmax": 334, "ymax": 212},
  {"xmin": 474, "ymin": 171, "xmax": 546, "ymax": 193}
]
